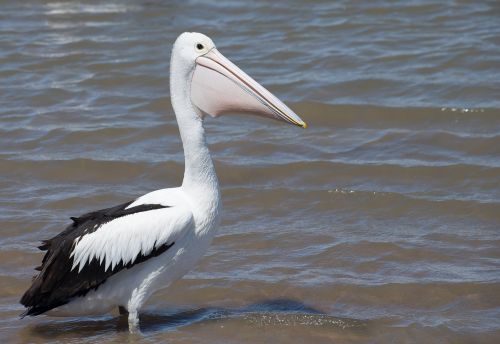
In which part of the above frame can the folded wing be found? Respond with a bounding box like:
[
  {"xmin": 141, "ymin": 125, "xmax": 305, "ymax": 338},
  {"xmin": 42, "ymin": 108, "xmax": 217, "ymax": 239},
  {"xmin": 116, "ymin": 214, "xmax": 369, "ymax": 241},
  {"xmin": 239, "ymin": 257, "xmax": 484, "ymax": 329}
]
[{"xmin": 20, "ymin": 200, "xmax": 194, "ymax": 316}]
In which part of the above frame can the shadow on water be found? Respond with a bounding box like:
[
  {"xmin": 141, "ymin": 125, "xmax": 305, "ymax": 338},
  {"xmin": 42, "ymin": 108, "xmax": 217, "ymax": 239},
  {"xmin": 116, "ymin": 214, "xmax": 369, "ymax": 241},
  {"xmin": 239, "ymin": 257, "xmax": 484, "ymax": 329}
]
[{"xmin": 28, "ymin": 299, "xmax": 368, "ymax": 338}]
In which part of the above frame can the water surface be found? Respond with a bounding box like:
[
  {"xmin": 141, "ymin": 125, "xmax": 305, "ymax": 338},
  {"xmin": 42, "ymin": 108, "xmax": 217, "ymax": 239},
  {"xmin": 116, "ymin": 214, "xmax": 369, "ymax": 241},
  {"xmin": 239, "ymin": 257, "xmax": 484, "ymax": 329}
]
[{"xmin": 1, "ymin": 1, "xmax": 499, "ymax": 342}]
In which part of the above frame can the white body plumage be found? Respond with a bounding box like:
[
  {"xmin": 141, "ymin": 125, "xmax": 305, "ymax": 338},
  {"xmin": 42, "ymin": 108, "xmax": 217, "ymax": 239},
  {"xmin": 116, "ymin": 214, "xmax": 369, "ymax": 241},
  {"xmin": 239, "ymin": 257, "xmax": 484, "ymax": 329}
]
[{"xmin": 49, "ymin": 186, "xmax": 220, "ymax": 320}]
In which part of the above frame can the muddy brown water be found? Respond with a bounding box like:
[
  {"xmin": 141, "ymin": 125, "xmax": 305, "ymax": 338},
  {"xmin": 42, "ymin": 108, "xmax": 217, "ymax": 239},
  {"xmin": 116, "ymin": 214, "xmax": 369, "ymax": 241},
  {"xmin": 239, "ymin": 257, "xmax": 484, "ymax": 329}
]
[{"xmin": 1, "ymin": 1, "xmax": 499, "ymax": 343}]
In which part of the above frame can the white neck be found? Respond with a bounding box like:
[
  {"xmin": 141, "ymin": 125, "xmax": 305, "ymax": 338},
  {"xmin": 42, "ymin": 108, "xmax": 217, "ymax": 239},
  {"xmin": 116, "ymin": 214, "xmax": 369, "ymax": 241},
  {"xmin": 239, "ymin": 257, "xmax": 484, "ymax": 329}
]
[{"xmin": 170, "ymin": 54, "xmax": 220, "ymax": 210}]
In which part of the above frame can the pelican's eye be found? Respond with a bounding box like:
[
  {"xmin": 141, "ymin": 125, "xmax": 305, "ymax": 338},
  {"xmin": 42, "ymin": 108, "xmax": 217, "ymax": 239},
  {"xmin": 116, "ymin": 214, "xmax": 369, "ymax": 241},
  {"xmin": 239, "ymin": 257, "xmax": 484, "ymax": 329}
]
[{"xmin": 195, "ymin": 43, "xmax": 205, "ymax": 52}]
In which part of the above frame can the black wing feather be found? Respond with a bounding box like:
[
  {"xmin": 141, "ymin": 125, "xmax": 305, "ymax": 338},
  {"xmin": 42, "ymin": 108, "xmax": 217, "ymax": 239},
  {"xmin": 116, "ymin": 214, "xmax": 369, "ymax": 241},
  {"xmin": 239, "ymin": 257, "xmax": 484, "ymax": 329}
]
[{"xmin": 20, "ymin": 201, "xmax": 173, "ymax": 317}]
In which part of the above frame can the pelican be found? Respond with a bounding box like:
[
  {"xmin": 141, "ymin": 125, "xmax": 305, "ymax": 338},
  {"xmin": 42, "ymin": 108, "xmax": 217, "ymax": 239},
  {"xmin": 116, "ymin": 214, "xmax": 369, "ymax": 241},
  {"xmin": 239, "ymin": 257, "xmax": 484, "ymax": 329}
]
[{"xmin": 20, "ymin": 32, "xmax": 306, "ymax": 332}]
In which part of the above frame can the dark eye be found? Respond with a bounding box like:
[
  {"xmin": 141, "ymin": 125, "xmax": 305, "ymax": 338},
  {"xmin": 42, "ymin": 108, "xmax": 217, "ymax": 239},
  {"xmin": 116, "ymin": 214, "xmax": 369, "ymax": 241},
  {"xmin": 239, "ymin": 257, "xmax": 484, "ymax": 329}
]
[{"xmin": 196, "ymin": 43, "xmax": 204, "ymax": 50}]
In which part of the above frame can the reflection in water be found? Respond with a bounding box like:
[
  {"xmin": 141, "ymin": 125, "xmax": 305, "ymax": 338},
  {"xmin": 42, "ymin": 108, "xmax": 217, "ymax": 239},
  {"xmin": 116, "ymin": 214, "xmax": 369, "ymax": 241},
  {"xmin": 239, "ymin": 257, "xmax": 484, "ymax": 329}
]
[{"xmin": 28, "ymin": 299, "xmax": 367, "ymax": 337}]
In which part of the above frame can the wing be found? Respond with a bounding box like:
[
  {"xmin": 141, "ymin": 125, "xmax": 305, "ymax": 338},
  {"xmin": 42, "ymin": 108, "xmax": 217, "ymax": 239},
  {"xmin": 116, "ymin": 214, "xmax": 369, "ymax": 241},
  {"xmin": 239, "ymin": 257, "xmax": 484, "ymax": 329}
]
[{"xmin": 20, "ymin": 200, "xmax": 194, "ymax": 316}]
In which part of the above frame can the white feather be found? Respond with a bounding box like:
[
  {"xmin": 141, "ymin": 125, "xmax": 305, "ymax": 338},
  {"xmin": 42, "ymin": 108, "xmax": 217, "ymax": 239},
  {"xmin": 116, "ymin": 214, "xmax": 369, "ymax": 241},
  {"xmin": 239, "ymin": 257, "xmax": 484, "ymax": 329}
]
[{"xmin": 71, "ymin": 205, "xmax": 194, "ymax": 272}]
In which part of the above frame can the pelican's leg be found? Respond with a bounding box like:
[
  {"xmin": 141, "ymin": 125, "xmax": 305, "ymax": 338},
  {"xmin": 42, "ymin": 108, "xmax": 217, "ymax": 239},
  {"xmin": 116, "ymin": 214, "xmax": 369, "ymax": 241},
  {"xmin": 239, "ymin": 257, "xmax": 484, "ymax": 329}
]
[
  {"xmin": 118, "ymin": 306, "xmax": 128, "ymax": 316},
  {"xmin": 128, "ymin": 309, "xmax": 140, "ymax": 334},
  {"xmin": 126, "ymin": 269, "xmax": 160, "ymax": 334}
]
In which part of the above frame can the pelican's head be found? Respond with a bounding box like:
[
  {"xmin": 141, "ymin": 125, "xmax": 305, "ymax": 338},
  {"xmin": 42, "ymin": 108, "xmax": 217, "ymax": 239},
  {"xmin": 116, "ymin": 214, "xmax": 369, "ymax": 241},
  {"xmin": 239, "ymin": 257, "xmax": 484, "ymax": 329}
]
[{"xmin": 171, "ymin": 32, "xmax": 307, "ymax": 129}]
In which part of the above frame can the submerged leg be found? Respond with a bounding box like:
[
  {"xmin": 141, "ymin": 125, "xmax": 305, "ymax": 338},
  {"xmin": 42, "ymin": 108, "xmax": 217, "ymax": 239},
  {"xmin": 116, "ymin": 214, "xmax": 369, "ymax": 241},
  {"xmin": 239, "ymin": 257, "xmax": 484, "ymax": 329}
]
[{"xmin": 118, "ymin": 306, "xmax": 128, "ymax": 316}]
